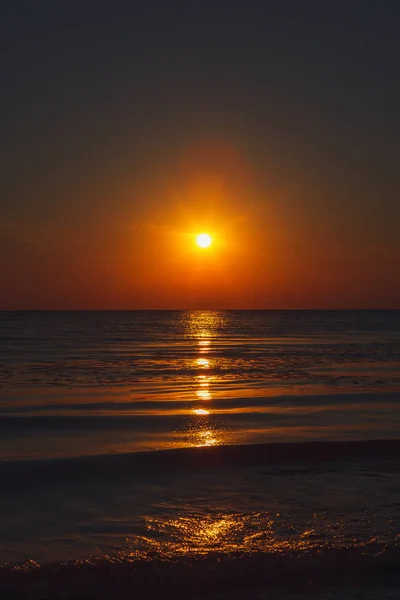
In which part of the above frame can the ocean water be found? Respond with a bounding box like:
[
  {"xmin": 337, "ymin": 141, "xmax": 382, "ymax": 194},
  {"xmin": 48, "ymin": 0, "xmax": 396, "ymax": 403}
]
[{"xmin": 1, "ymin": 310, "xmax": 400, "ymax": 599}]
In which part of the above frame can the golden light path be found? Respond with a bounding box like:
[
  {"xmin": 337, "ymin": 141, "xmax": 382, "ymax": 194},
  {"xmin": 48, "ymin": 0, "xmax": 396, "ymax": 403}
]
[
  {"xmin": 196, "ymin": 357, "xmax": 210, "ymax": 368},
  {"xmin": 196, "ymin": 233, "xmax": 212, "ymax": 248},
  {"xmin": 139, "ymin": 512, "xmax": 333, "ymax": 558},
  {"xmin": 183, "ymin": 311, "xmax": 223, "ymax": 448},
  {"xmin": 192, "ymin": 408, "xmax": 210, "ymax": 416}
]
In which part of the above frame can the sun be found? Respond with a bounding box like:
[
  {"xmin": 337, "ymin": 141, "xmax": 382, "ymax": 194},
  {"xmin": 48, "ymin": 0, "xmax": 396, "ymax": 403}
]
[{"xmin": 196, "ymin": 233, "xmax": 212, "ymax": 248}]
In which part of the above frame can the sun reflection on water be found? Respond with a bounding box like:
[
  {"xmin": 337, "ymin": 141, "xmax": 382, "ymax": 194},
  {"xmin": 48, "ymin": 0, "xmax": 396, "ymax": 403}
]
[
  {"xmin": 183, "ymin": 310, "xmax": 226, "ymax": 340},
  {"xmin": 187, "ymin": 402, "xmax": 222, "ymax": 446},
  {"xmin": 194, "ymin": 428, "xmax": 219, "ymax": 446},
  {"xmin": 198, "ymin": 339, "xmax": 211, "ymax": 353},
  {"xmin": 196, "ymin": 357, "xmax": 210, "ymax": 368},
  {"xmin": 144, "ymin": 514, "xmax": 245, "ymax": 555},
  {"xmin": 191, "ymin": 408, "xmax": 210, "ymax": 416},
  {"xmin": 179, "ymin": 311, "xmax": 227, "ymax": 448},
  {"xmin": 195, "ymin": 375, "xmax": 212, "ymax": 400},
  {"xmin": 126, "ymin": 510, "xmax": 374, "ymax": 560},
  {"xmin": 195, "ymin": 389, "xmax": 212, "ymax": 400}
]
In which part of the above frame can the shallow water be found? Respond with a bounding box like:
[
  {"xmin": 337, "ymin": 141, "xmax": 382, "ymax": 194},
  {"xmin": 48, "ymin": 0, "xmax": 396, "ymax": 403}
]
[
  {"xmin": 1, "ymin": 311, "xmax": 400, "ymax": 460},
  {"xmin": 0, "ymin": 311, "xmax": 400, "ymax": 598}
]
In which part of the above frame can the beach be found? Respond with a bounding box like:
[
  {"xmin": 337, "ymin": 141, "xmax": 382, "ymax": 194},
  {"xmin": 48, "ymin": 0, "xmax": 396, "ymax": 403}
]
[{"xmin": 1, "ymin": 310, "xmax": 400, "ymax": 598}]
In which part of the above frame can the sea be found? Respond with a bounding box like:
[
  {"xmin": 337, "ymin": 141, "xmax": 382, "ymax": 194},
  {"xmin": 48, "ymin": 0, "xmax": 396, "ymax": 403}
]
[{"xmin": 0, "ymin": 310, "xmax": 400, "ymax": 599}]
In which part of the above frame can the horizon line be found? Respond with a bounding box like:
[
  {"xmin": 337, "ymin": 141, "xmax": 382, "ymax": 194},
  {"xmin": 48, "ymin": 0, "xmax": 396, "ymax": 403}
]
[{"xmin": 0, "ymin": 308, "xmax": 399, "ymax": 312}]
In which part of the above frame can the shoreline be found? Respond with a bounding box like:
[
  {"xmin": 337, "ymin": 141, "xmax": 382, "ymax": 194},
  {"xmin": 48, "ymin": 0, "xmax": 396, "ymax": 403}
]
[
  {"xmin": 2, "ymin": 545, "xmax": 400, "ymax": 599},
  {"xmin": 1, "ymin": 438, "xmax": 400, "ymax": 487}
]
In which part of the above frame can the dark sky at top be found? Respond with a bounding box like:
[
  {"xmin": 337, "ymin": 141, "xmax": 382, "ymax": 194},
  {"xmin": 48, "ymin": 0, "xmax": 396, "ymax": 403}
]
[{"xmin": 1, "ymin": 1, "xmax": 400, "ymax": 308}]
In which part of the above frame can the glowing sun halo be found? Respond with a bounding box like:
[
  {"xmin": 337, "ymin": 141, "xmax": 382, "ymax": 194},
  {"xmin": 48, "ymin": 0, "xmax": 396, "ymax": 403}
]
[{"xmin": 196, "ymin": 233, "xmax": 212, "ymax": 248}]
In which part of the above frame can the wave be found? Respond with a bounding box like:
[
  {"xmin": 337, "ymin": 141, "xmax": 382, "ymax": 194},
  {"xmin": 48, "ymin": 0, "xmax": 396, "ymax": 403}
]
[
  {"xmin": 1, "ymin": 543, "xmax": 400, "ymax": 599},
  {"xmin": 2, "ymin": 390, "xmax": 399, "ymax": 416},
  {"xmin": 1, "ymin": 439, "xmax": 400, "ymax": 488}
]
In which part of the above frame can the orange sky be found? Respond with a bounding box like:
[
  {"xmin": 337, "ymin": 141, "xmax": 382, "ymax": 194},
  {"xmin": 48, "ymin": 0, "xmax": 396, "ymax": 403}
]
[
  {"xmin": 2, "ymin": 138, "xmax": 399, "ymax": 310},
  {"xmin": 2, "ymin": 3, "xmax": 400, "ymax": 309}
]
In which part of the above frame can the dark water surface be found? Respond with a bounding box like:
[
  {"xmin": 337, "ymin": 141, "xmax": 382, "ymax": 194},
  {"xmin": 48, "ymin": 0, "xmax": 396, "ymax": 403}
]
[{"xmin": 1, "ymin": 311, "xmax": 400, "ymax": 598}]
